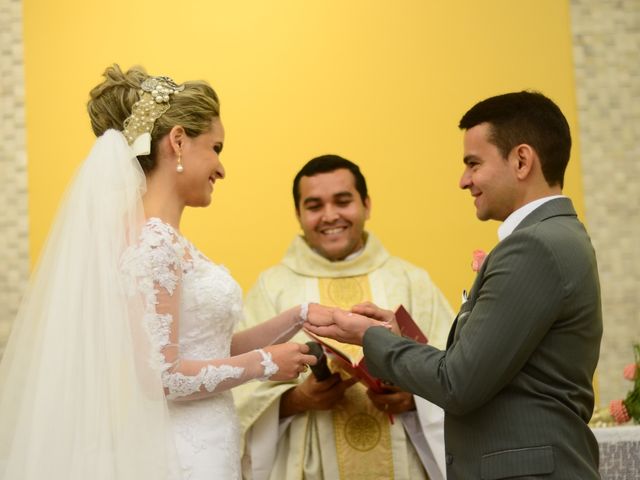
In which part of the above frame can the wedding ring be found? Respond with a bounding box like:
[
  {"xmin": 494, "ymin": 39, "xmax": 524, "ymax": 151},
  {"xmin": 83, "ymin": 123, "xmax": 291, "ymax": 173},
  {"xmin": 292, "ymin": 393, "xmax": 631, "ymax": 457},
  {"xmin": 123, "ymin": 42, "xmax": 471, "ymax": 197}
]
[{"xmin": 302, "ymin": 364, "xmax": 309, "ymax": 373}]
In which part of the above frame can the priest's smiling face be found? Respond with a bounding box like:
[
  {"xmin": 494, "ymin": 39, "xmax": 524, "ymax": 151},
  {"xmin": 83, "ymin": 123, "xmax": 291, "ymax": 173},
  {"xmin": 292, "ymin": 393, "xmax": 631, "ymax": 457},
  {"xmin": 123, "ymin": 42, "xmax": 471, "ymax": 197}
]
[{"xmin": 296, "ymin": 168, "xmax": 371, "ymax": 261}]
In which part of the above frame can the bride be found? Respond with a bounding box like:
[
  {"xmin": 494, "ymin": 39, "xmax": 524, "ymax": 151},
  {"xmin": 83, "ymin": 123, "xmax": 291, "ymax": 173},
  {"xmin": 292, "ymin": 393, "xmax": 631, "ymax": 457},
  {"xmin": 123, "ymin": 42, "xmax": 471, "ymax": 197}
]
[{"xmin": 0, "ymin": 65, "xmax": 323, "ymax": 479}]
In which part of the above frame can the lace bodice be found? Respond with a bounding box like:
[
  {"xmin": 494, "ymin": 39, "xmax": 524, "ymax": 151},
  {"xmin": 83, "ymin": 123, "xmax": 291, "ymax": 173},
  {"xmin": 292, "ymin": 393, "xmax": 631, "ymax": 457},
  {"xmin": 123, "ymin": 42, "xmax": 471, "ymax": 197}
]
[
  {"xmin": 119, "ymin": 218, "xmax": 298, "ymax": 478},
  {"xmin": 120, "ymin": 218, "xmax": 256, "ymax": 478},
  {"xmin": 120, "ymin": 218, "xmax": 264, "ymax": 400},
  {"xmin": 180, "ymin": 254, "xmax": 241, "ymax": 358}
]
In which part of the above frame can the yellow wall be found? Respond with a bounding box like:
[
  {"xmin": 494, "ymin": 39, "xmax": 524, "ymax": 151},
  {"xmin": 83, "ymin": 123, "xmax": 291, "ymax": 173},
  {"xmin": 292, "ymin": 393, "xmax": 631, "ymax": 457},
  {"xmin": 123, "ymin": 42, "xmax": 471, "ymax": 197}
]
[{"xmin": 23, "ymin": 0, "xmax": 582, "ymax": 309}]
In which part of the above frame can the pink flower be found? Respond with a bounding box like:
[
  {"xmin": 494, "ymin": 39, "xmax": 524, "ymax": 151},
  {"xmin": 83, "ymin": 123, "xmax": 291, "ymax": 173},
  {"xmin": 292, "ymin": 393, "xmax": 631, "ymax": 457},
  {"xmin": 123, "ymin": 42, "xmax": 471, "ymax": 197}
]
[
  {"xmin": 471, "ymin": 249, "xmax": 487, "ymax": 273},
  {"xmin": 609, "ymin": 399, "xmax": 631, "ymax": 424},
  {"xmin": 623, "ymin": 363, "xmax": 637, "ymax": 381}
]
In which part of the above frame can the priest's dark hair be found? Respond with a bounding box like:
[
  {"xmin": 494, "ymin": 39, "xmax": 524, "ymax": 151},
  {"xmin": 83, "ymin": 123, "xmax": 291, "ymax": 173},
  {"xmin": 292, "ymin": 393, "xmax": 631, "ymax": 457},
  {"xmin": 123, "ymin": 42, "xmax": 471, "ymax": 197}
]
[{"xmin": 293, "ymin": 154, "xmax": 368, "ymax": 212}]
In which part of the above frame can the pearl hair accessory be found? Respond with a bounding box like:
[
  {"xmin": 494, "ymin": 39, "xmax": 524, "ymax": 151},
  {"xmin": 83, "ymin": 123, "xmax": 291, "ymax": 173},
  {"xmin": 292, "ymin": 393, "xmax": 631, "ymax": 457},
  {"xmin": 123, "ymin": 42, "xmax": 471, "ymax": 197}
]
[{"xmin": 122, "ymin": 75, "xmax": 185, "ymax": 145}]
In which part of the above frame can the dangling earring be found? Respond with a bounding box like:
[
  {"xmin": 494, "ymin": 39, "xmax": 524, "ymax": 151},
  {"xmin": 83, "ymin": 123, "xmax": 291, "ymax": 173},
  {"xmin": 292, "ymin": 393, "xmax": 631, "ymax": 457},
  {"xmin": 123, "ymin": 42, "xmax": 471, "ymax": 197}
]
[{"xmin": 176, "ymin": 151, "xmax": 184, "ymax": 173}]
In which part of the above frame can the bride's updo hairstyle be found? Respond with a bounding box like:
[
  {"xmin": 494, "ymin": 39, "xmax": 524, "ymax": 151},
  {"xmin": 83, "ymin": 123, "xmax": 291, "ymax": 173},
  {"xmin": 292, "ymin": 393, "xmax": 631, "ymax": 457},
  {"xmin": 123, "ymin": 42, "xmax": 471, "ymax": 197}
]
[{"xmin": 87, "ymin": 64, "xmax": 220, "ymax": 172}]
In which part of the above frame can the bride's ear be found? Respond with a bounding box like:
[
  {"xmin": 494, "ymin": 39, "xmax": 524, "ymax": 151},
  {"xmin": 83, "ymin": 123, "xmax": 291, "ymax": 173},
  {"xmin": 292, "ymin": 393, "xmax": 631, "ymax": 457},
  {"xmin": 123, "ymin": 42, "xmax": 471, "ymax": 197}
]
[{"xmin": 168, "ymin": 125, "xmax": 186, "ymax": 154}]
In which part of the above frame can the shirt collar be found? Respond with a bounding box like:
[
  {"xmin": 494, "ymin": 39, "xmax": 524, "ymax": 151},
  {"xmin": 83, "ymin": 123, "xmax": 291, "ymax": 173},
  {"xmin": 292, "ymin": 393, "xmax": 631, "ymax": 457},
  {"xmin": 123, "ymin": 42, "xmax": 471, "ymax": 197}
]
[{"xmin": 498, "ymin": 195, "xmax": 565, "ymax": 241}]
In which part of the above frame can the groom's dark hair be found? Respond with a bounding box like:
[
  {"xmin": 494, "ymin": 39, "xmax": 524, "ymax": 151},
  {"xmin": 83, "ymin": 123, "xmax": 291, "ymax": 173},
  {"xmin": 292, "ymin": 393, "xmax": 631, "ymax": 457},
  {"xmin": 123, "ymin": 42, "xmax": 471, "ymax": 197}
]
[{"xmin": 459, "ymin": 91, "xmax": 571, "ymax": 188}]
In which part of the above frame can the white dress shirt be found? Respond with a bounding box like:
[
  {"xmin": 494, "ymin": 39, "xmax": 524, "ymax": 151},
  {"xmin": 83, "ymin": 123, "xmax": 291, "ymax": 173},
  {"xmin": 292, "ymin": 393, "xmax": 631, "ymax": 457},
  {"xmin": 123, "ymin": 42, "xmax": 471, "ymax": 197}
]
[{"xmin": 498, "ymin": 195, "xmax": 565, "ymax": 241}]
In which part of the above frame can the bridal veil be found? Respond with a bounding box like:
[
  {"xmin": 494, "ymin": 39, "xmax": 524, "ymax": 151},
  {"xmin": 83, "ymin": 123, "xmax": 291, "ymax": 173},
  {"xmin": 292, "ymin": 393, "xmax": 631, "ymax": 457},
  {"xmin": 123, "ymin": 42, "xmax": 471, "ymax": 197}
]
[{"xmin": 0, "ymin": 131, "xmax": 180, "ymax": 479}]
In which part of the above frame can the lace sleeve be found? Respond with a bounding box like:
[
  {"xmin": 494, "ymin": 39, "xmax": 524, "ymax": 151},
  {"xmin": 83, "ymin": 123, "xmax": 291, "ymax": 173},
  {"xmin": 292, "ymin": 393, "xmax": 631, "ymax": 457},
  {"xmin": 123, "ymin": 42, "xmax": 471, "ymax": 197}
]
[{"xmin": 121, "ymin": 221, "xmax": 279, "ymax": 401}]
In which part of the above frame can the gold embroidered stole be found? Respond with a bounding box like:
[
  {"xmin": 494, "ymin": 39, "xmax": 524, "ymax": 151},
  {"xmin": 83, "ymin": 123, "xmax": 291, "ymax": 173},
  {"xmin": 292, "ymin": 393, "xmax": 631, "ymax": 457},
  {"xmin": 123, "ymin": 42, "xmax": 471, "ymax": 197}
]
[{"xmin": 318, "ymin": 276, "xmax": 394, "ymax": 479}]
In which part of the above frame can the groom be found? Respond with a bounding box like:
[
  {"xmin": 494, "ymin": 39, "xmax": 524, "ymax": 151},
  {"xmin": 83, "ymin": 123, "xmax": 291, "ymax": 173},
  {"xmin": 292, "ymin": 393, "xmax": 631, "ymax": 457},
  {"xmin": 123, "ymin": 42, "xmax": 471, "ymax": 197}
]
[{"xmin": 305, "ymin": 91, "xmax": 603, "ymax": 479}]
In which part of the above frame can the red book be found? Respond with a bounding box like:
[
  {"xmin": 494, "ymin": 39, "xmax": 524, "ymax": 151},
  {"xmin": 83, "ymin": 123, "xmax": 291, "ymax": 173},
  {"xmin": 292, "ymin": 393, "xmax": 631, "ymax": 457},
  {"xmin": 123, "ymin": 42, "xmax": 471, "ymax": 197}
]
[{"xmin": 395, "ymin": 305, "xmax": 429, "ymax": 344}]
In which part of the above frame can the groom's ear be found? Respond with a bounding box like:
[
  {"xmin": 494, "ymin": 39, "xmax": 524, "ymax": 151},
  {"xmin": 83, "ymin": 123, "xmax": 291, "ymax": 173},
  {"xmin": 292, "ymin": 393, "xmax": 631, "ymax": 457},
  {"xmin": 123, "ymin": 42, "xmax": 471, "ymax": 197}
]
[{"xmin": 510, "ymin": 144, "xmax": 535, "ymax": 181}]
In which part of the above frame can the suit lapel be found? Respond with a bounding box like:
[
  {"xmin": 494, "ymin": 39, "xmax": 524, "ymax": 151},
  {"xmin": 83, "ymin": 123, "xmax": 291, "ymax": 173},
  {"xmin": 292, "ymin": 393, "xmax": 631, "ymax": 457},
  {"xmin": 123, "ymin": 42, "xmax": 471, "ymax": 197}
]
[
  {"xmin": 447, "ymin": 260, "xmax": 487, "ymax": 348},
  {"xmin": 447, "ymin": 198, "xmax": 577, "ymax": 350}
]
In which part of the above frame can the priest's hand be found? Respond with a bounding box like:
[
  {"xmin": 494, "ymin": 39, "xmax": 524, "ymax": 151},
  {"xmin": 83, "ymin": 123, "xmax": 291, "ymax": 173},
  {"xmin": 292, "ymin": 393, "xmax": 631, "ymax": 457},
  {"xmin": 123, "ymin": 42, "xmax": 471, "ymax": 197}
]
[
  {"xmin": 279, "ymin": 373, "xmax": 358, "ymax": 418},
  {"xmin": 304, "ymin": 309, "xmax": 391, "ymax": 346},
  {"xmin": 367, "ymin": 385, "xmax": 416, "ymax": 415}
]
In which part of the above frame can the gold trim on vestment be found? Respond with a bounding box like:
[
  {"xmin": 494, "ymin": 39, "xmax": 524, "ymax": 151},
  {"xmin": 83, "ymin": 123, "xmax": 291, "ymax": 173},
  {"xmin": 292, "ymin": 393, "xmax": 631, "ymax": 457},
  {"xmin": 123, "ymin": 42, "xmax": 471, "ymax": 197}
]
[{"xmin": 318, "ymin": 276, "xmax": 394, "ymax": 479}]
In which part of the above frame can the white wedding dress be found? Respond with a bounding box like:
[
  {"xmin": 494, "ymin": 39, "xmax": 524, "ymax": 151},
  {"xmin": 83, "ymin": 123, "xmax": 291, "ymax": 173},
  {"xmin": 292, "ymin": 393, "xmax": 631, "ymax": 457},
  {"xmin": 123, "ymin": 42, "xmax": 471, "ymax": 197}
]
[
  {"xmin": 122, "ymin": 218, "xmax": 244, "ymax": 479},
  {"xmin": 0, "ymin": 132, "xmax": 286, "ymax": 479}
]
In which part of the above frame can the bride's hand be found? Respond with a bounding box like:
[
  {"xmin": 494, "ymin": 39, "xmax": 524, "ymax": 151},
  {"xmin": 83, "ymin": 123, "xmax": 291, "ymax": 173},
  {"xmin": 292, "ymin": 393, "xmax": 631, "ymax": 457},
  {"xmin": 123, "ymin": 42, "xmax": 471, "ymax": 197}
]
[
  {"xmin": 306, "ymin": 303, "xmax": 335, "ymax": 325},
  {"xmin": 263, "ymin": 343, "xmax": 318, "ymax": 381}
]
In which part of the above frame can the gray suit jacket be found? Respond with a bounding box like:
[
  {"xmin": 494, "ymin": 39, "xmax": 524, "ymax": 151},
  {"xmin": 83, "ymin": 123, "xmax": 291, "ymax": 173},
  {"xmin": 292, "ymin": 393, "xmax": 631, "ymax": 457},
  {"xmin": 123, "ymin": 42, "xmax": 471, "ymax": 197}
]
[{"xmin": 363, "ymin": 198, "xmax": 602, "ymax": 479}]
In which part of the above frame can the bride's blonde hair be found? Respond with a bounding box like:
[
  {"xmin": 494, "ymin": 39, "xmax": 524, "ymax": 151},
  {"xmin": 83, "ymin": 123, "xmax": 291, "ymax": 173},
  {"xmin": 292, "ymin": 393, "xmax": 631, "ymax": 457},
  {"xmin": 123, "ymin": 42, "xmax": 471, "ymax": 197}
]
[{"xmin": 87, "ymin": 64, "xmax": 220, "ymax": 172}]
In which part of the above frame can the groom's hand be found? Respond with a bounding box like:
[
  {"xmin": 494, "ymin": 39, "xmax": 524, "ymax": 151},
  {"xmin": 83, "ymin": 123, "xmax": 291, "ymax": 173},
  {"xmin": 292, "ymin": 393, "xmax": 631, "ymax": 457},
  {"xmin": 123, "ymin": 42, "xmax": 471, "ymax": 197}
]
[
  {"xmin": 304, "ymin": 309, "xmax": 390, "ymax": 346},
  {"xmin": 351, "ymin": 302, "xmax": 399, "ymax": 335}
]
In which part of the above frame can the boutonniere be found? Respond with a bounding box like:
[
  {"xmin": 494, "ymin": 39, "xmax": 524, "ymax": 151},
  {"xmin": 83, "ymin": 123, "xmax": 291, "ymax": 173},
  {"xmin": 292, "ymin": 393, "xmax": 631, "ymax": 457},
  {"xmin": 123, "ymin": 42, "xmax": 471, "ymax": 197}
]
[{"xmin": 471, "ymin": 249, "xmax": 487, "ymax": 273}]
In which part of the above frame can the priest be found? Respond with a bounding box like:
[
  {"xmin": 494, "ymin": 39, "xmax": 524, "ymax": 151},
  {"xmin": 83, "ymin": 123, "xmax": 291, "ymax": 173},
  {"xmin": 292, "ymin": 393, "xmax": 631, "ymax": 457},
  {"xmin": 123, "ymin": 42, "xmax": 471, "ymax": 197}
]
[{"xmin": 234, "ymin": 155, "xmax": 454, "ymax": 480}]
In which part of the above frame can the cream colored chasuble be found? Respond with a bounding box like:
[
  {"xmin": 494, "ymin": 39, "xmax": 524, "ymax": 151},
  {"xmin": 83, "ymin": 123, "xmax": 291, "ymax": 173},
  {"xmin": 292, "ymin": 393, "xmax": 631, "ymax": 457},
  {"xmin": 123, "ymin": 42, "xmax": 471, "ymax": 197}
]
[
  {"xmin": 237, "ymin": 233, "xmax": 452, "ymax": 479},
  {"xmin": 316, "ymin": 275, "xmax": 394, "ymax": 479}
]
